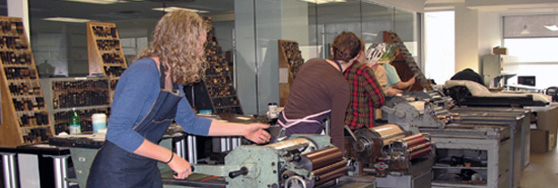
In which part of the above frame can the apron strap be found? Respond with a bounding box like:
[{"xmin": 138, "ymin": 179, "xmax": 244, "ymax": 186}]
[
  {"xmin": 158, "ymin": 60, "xmax": 179, "ymax": 91},
  {"xmin": 278, "ymin": 109, "xmax": 332, "ymax": 129},
  {"xmin": 331, "ymin": 59, "xmax": 343, "ymax": 72},
  {"xmin": 159, "ymin": 61, "xmax": 166, "ymax": 89}
]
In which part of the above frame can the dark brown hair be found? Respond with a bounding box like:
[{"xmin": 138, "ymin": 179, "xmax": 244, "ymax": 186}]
[
  {"xmin": 138, "ymin": 10, "xmax": 210, "ymax": 85},
  {"xmin": 331, "ymin": 31, "xmax": 364, "ymax": 62}
]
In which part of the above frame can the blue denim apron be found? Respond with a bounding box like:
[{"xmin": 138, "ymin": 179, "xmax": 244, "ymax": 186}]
[{"xmin": 87, "ymin": 64, "xmax": 182, "ymax": 188}]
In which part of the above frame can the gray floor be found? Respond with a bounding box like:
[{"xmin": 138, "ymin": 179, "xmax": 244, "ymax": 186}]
[
  {"xmin": 520, "ymin": 148, "xmax": 558, "ymax": 188},
  {"xmin": 0, "ymin": 150, "xmax": 557, "ymax": 188}
]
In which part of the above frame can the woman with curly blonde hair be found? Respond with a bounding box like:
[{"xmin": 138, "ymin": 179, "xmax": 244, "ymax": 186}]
[{"xmin": 87, "ymin": 10, "xmax": 270, "ymax": 188}]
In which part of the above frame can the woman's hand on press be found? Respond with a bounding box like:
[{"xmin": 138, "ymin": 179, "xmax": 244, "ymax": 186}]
[
  {"xmin": 168, "ymin": 154, "xmax": 192, "ymax": 179},
  {"xmin": 243, "ymin": 123, "xmax": 271, "ymax": 144}
]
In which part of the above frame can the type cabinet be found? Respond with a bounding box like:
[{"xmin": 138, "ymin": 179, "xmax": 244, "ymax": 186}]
[
  {"xmin": 278, "ymin": 40, "xmax": 304, "ymax": 107},
  {"xmin": 86, "ymin": 22, "xmax": 127, "ymax": 103},
  {"xmin": 0, "ymin": 16, "xmax": 52, "ymax": 146},
  {"xmin": 382, "ymin": 31, "xmax": 432, "ymax": 91},
  {"xmin": 185, "ymin": 19, "xmax": 242, "ymax": 115},
  {"xmin": 40, "ymin": 77, "xmax": 111, "ymax": 135}
]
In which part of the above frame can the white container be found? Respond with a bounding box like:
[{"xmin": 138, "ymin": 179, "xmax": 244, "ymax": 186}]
[
  {"xmin": 92, "ymin": 113, "xmax": 107, "ymax": 134},
  {"xmin": 267, "ymin": 102, "xmax": 279, "ymax": 119}
]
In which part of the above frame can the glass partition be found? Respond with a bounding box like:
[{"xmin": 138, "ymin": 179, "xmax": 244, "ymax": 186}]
[{"xmin": 23, "ymin": 0, "xmax": 419, "ymax": 114}]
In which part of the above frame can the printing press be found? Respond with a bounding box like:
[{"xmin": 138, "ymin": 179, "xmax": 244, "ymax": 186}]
[
  {"xmin": 49, "ymin": 133, "xmax": 375, "ymax": 188},
  {"xmin": 345, "ymin": 124, "xmax": 435, "ymax": 188},
  {"xmin": 382, "ymin": 91, "xmax": 455, "ymax": 134},
  {"xmin": 163, "ymin": 134, "xmax": 376, "ymax": 188},
  {"xmin": 381, "ymin": 92, "xmax": 530, "ymax": 188}
]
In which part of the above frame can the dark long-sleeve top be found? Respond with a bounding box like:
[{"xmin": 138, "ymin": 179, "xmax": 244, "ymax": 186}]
[
  {"xmin": 343, "ymin": 62, "xmax": 385, "ymax": 129},
  {"xmin": 450, "ymin": 68, "xmax": 485, "ymax": 86},
  {"xmin": 107, "ymin": 58, "xmax": 212, "ymax": 153},
  {"xmin": 283, "ymin": 58, "xmax": 350, "ymax": 150}
]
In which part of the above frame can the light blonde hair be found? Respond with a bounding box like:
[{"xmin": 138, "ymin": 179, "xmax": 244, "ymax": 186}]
[{"xmin": 138, "ymin": 10, "xmax": 210, "ymax": 85}]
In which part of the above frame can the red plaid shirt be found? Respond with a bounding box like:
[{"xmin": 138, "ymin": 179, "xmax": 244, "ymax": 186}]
[{"xmin": 343, "ymin": 62, "xmax": 385, "ymax": 129}]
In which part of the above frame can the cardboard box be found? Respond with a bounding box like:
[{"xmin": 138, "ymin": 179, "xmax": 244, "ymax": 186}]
[
  {"xmin": 535, "ymin": 106, "xmax": 558, "ymax": 131},
  {"xmin": 493, "ymin": 47, "xmax": 507, "ymax": 55},
  {"xmin": 531, "ymin": 129, "xmax": 557, "ymax": 153}
]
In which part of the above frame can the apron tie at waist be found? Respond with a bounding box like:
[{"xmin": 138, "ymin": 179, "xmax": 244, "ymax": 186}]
[{"xmin": 278, "ymin": 109, "xmax": 331, "ymax": 128}]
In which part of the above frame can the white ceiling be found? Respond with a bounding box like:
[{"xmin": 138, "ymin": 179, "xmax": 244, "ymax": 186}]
[
  {"xmin": 425, "ymin": 0, "xmax": 558, "ymax": 14},
  {"xmin": 0, "ymin": 0, "xmax": 234, "ymax": 22}
]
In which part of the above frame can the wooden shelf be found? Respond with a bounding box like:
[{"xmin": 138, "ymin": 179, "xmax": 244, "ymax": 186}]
[
  {"xmin": 0, "ymin": 16, "xmax": 53, "ymax": 146},
  {"xmin": 20, "ymin": 125, "xmax": 53, "ymax": 129},
  {"xmin": 15, "ymin": 109, "xmax": 48, "ymax": 113},
  {"xmin": 2, "ymin": 64, "xmax": 33, "ymax": 68}
]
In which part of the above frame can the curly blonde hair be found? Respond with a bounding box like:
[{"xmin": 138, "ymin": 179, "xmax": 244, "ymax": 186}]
[{"xmin": 138, "ymin": 10, "xmax": 210, "ymax": 85}]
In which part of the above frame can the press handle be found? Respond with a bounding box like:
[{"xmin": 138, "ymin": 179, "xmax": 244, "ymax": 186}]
[
  {"xmin": 228, "ymin": 167, "xmax": 248, "ymax": 179},
  {"xmin": 173, "ymin": 165, "xmax": 195, "ymax": 176}
]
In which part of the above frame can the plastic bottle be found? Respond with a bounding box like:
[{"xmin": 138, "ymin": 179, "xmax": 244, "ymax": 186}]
[{"xmin": 69, "ymin": 108, "xmax": 81, "ymax": 134}]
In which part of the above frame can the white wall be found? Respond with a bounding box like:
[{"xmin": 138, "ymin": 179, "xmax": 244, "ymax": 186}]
[
  {"xmin": 454, "ymin": 3, "xmax": 479, "ymax": 73},
  {"xmin": 477, "ymin": 10, "xmax": 502, "ymax": 80},
  {"xmin": 477, "ymin": 11, "xmax": 501, "ymax": 57}
]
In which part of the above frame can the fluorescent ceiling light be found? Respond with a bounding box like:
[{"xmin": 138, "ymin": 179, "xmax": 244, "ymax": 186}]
[
  {"xmin": 152, "ymin": 7, "xmax": 208, "ymax": 13},
  {"xmin": 544, "ymin": 25, "xmax": 558, "ymax": 31},
  {"xmin": 299, "ymin": 0, "xmax": 347, "ymax": 4},
  {"xmin": 63, "ymin": 0, "xmax": 142, "ymax": 4},
  {"xmin": 43, "ymin": 17, "xmax": 92, "ymax": 23}
]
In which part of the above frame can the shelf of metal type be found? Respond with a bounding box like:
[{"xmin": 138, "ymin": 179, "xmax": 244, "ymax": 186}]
[
  {"xmin": 86, "ymin": 22, "xmax": 127, "ymax": 104},
  {"xmin": 0, "ymin": 16, "xmax": 53, "ymax": 147},
  {"xmin": 420, "ymin": 122, "xmax": 511, "ymax": 188},
  {"xmin": 451, "ymin": 106, "xmax": 532, "ymax": 171},
  {"xmin": 40, "ymin": 77, "xmax": 111, "ymax": 135}
]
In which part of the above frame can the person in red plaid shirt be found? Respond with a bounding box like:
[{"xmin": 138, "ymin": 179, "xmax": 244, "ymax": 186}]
[{"xmin": 343, "ymin": 40, "xmax": 385, "ymax": 129}]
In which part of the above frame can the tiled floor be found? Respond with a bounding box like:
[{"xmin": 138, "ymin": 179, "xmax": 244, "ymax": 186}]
[{"xmin": 520, "ymin": 148, "xmax": 558, "ymax": 188}]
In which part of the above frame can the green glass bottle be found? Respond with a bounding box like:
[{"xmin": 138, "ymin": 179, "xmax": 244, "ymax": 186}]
[{"xmin": 69, "ymin": 108, "xmax": 81, "ymax": 134}]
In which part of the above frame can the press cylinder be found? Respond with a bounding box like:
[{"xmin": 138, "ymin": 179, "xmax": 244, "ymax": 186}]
[
  {"xmin": 312, "ymin": 160, "xmax": 347, "ymax": 176},
  {"xmin": 402, "ymin": 133, "xmax": 427, "ymax": 148},
  {"xmin": 304, "ymin": 147, "xmax": 343, "ymax": 169},
  {"xmin": 410, "ymin": 147, "xmax": 432, "ymax": 160},
  {"xmin": 315, "ymin": 166, "xmax": 348, "ymax": 186},
  {"xmin": 408, "ymin": 142, "xmax": 432, "ymax": 160},
  {"xmin": 266, "ymin": 138, "xmax": 314, "ymax": 150}
]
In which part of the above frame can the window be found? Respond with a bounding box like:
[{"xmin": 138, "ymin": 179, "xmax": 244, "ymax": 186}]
[
  {"xmin": 424, "ymin": 11, "xmax": 454, "ymax": 85},
  {"xmin": 502, "ymin": 15, "xmax": 558, "ymax": 88}
]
